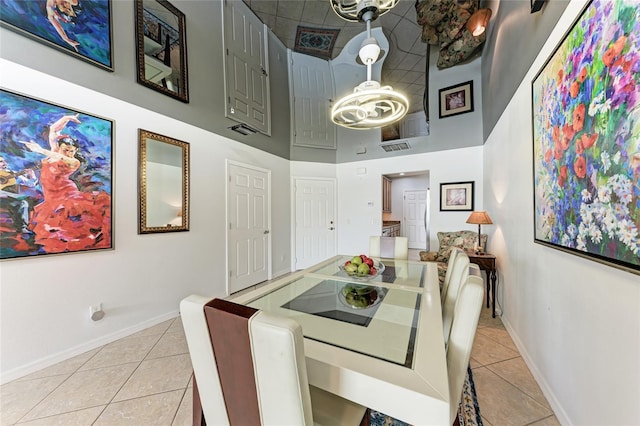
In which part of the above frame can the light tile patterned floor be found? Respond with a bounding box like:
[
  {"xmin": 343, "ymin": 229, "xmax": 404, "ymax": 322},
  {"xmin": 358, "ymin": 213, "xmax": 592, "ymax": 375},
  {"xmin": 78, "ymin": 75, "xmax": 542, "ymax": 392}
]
[{"xmin": 1, "ymin": 253, "xmax": 560, "ymax": 425}]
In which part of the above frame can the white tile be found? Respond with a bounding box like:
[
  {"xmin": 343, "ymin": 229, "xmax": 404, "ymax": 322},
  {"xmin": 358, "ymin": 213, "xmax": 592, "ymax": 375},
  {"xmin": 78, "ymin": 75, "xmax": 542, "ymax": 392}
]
[
  {"xmin": 113, "ymin": 354, "xmax": 192, "ymax": 402},
  {"xmin": 1, "ymin": 375, "xmax": 70, "ymax": 425},
  {"xmin": 94, "ymin": 390, "xmax": 183, "ymax": 426},
  {"xmin": 20, "ymin": 364, "xmax": 137, "ymax": 422}
]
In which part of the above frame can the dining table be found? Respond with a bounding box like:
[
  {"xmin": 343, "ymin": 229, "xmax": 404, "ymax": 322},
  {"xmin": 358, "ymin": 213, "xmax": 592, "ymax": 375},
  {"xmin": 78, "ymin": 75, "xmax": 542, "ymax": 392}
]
[{"xmin": 227, "ymin": 255, "xmax": 450, "ymax": 425}]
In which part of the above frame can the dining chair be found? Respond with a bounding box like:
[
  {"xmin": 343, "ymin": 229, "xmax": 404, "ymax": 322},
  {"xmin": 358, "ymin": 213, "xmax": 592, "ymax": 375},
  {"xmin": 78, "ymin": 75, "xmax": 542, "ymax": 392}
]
[
  {"xmin": 441, "ymin": 250, "xmax": 471, "ymax": 346},
  {"xmin": 369, "ymin": 236, "xmax": 409, "ymax": 259},
  {"xmin": 446, "ymin": 274, "xmax": 484, "ymax": 424},
  {"xmin": 180, "ymin": 295, "xmax": 369, "ymax": 426}
]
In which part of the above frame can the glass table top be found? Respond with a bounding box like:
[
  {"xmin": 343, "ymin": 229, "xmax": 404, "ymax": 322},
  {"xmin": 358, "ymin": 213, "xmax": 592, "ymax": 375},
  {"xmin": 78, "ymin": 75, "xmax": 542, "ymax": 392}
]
[
  {"xmin": 306, "ymin": 255, "xmax": 427, "ymax": 288},
  {"xmin": 246, "ymin": 275, "xmax": 422, "ymax": 367}
]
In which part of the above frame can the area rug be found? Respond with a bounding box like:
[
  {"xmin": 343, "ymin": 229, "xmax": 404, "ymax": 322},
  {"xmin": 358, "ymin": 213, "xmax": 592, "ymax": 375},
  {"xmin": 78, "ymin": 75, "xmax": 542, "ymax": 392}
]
[{"xmin": 370, "ymin": 366, "xmax": 482, "ymax": 426}]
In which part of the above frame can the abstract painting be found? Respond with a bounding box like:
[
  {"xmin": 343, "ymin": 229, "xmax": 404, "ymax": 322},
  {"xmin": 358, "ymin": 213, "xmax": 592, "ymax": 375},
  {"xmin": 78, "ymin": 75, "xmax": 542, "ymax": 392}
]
[
  {"xmin": 532, "ymin": 0, "xmax": 640, "ymax": 274},
  {"xmin": 0, "ymin": 0, "xmax": 113, "ymax": 70},
  {"xmin": 0, "ymin": 89, "xmax": 113, "ymax": 259}
]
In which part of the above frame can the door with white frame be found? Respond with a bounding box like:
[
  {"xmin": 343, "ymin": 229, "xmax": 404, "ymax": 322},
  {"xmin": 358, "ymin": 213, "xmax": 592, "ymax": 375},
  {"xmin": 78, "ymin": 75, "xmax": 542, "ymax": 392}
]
[
  {"xmin": 227, "ymin": 161, "xmax": 271, "ymax": 294},
  {"xmin": 293, "ymin": 178, "xmax": 337, "ymax": 270},
  {"xmin": 403, "ymin": 189, "xmax": 428, "ymax": 250}
]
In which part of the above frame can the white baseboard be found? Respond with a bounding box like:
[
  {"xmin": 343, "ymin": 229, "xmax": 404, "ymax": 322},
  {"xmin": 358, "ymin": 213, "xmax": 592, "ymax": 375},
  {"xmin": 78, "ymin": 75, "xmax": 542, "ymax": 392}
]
[
  {"xmin": 500, "ymin": 315, "xmax": 571, "ymax": 425},
  {"xmin": 272, "ymin": 268, "xmax": 292, "ymax": 279},
  {"xmin": 1, "ymin": 310, "xmax": 179, "ymax": 384}
]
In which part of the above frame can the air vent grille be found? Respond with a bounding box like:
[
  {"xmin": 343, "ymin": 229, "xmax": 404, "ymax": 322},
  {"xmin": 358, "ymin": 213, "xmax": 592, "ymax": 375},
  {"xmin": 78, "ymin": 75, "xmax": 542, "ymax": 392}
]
[{"xmin": 380, "ymin": 140, "xmax": 411, "ymax": 152}]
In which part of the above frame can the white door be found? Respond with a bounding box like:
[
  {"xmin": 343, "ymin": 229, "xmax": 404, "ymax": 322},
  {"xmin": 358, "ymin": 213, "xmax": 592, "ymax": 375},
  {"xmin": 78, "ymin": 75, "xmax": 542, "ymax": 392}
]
[
  {"xmin": 290, "ymin": 51, "xmax": 336, "ymax": 149},
  {"xmin": 294, "ymin": 178, "xmax": 337, "ymax": 269},
  {"xmin": 404, "ymin": 190, "xmax": 428, "ymax": 249},
  {"xmin": 222, "ymin": 0, "xmax": 271, "ymax": 135},
  {"xmin": 227, "ymin": 161, "xmax": 271, "ymax": 294}
]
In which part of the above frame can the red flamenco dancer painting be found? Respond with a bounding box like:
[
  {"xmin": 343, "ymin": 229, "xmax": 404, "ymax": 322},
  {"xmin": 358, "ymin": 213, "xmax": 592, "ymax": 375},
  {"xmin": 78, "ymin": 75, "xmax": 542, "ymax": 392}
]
[{"xmin": 0, "ymin": 89, "xmax": 113, "ymax": 259}]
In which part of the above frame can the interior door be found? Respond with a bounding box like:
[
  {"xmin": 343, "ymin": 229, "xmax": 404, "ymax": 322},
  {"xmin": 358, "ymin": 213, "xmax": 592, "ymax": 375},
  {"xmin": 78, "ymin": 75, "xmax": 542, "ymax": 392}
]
[
  {"xmin": 290, "ymin": 51, "xmax": 336, "ymax": 149},
  {"xmin": 294, "ymin": 178, "xmax": 336, "ymax": 270},
  {"xmin": 227, "ymin": 161, "xmax": 271, "ymax": 294},
  {"xmin": 404, "ymin": 190, "xmax": 428, "ymax": 249},
  {"xmin": 222, "ymin": 0, "xmax": 271, "ymax": 135}
]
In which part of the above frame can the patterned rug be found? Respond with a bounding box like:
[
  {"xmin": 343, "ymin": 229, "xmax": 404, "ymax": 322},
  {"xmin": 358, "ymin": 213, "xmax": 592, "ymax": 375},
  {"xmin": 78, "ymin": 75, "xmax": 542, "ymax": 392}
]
[{"xmin": 370, "ymin": 366, "xmax": 482, "ymax": 426}]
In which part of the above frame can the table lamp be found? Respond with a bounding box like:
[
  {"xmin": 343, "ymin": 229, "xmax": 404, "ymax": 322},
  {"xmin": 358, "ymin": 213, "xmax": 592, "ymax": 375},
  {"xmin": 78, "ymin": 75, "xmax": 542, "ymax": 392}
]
[{"xmin": 466, "ymin": 211, "xmax": 493, "ymax": 254}]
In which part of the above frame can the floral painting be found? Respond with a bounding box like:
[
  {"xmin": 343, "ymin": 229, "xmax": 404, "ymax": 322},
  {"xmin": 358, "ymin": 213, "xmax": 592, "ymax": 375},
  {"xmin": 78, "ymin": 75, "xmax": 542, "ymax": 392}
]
[
  {"xmin": 0, "ymin": 89, "xmax": 113, "ymax": 260},
  {"xmin": 0, "ymin": 0, "xmax": 112, "ymax": 70},
  {"xmin": 532, "ymin": 0, "xmax": 640, "ymax": 273}
]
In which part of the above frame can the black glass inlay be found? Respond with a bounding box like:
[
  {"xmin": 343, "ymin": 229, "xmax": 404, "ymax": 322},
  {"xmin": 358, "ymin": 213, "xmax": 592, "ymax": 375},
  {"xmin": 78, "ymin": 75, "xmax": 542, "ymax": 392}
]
[{"xmin": 281, "ymin": 280, "xmax": 385, "ymax": 327}]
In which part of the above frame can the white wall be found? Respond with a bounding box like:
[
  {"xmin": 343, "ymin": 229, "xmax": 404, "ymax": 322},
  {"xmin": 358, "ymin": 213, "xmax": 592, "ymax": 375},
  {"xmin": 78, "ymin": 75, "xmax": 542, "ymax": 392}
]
[
  {"xmin": 0, "ymin": 59, "xmax": 292, "ymax": 382},
  {"xmin": 335, "ymin": 147, "xmax": 484, "ymax": 255},
  {"xmin": 482, "ymin": 1, "xmax": 640, "ymax": 424}
]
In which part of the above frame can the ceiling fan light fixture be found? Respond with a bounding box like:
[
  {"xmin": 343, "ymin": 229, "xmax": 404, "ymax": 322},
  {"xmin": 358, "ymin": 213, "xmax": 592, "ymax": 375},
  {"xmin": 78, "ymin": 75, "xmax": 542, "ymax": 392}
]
[
  {"xmin": 330, "ymin": 0, "xmax": 400, "ymax": 22},
  {"xmin": 331, "ymin": 80, "xmax": 409, "ymax": 129},
  {"xmin": 466, "ymin": 8, "xmax": 492, "ymax": 37}
]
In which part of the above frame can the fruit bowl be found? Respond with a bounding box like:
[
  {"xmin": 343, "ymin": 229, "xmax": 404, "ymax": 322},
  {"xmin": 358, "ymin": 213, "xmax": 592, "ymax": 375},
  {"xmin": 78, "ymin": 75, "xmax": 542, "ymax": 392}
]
[
  {"xmin": 339, "ymin": 284, "xmax": 384, "ymax": 309},
  {"xmin": 338, "ymin": 259, "xmax": 385, "ymax": 282}
]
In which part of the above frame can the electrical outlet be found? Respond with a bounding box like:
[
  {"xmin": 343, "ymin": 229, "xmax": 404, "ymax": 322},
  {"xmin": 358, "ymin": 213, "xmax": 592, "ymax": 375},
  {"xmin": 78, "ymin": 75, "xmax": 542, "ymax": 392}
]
[{"xmin": 90, "ymin": 303, "xmax": 105, "ymax": 321}]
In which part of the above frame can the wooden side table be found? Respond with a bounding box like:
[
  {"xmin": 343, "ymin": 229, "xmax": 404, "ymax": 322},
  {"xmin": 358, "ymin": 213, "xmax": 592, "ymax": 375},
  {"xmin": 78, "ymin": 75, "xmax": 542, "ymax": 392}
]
[{"xmin": 465, "ymin": 250, "xmax": 498, "ymax": 317}]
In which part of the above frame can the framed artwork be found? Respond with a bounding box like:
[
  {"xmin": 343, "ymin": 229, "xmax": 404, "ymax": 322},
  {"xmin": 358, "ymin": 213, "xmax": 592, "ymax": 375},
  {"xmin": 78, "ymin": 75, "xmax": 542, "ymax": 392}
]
[
  {"xmin": 0, "ymin": 89, "xmax": 114, "ymax": 260},
  {"xmin": 440, "ymin": 181, "xmax": 474, "ymax": 211},
  {"xmin": 0, "ymin": 0, "xmax": 113, "ymax": 71},
  {"xmin": 532, "ymin": 0, "xmax": 640, "ymax": 275},
  {"xmin": 439, "ymin": 80, "xmax": 474, "ymax": 118}
]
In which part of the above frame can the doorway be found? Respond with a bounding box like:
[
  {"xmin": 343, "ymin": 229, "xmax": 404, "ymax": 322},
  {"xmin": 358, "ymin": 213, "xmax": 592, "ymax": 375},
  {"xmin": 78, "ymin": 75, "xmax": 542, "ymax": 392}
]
[
  {"xmin": 293, "ymin": 178, "xmax": 337, "ymax": 270},
  {"xmin": 227, "ymin": 160, "xmax": 271, "ymax": 294}
]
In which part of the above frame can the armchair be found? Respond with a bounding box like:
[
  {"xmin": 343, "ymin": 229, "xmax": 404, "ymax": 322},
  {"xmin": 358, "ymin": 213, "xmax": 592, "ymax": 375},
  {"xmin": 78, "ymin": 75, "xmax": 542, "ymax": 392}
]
[{"xmin": 420, "ymin": 230, "xmax": 487, "ymax": 284}]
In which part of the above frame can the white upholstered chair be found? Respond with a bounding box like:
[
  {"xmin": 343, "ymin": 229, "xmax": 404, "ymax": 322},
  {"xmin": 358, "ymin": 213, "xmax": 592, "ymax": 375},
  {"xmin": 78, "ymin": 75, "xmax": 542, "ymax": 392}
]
[
  {"xmin": 181, "ymin": 295, "xmax": 368, "ymax": 426},
  {"xmin": 441, "ymin": 250, "xmax": 471, "ymax": 345},
  {"xmin": 369, "ymin": 236, "xmax": 409, "ymax": 259},
  {"xmin": 446, "ymin": 274, "xmax": 484, "ymax": 424}
]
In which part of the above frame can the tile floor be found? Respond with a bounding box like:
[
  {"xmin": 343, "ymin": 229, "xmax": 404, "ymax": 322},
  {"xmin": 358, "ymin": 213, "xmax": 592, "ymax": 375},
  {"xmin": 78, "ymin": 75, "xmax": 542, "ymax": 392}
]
[{"xmin": 1, "ymin": 253, "xmax": 560, "ymax": 425}]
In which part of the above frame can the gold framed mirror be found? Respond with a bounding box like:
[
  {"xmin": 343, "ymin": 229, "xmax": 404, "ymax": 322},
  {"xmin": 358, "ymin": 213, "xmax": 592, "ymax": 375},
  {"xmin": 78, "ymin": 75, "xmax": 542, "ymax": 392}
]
[
  {"xmin": 138, "ymin": 129, "xmax": 189, "ymax": 234},
  {"xmin": 135, "ymin": 0, "xmax": 189, "ymax": 103}
]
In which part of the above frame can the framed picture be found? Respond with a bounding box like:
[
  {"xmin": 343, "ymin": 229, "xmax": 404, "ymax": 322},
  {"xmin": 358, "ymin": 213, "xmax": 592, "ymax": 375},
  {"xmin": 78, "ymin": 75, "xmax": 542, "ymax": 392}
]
[
  {"xmin": 0, "ymin": 89, "xmax": 114, "ymax": 260},
  {"xmin": 439, "ymin": 80, "xmax": 474, "ymax": 118},
  {"xmin": 440, "ymin": 181, "xmax": 474, "ymax": 211},
  {"xmin": 532, "ymin": 0, "xmax": 640, "ymax": 275},
  {"xmin": 0, "ymin": 0, "xmax": 113, "ymax": 71}
]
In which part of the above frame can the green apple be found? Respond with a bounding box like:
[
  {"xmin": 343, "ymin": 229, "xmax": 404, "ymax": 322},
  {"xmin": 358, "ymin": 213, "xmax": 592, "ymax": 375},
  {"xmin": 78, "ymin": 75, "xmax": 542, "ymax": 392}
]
[
  {"xmin": 357, "ymin": 263, "xmax": 370, "ymax": 276},
  {"xmin": 350, "ymin": 256, "xmax": 363, "ymax": 265},
  {"xmin": 344, "ymin": 263, "xmax": 358, "ymax": 275}
]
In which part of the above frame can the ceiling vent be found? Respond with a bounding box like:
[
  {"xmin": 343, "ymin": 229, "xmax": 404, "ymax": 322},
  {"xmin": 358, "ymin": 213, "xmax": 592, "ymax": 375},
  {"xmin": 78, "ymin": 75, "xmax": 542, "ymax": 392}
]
[{"xmin": 380, "ymin": 140, "xmax": 410, "ymax": 152}]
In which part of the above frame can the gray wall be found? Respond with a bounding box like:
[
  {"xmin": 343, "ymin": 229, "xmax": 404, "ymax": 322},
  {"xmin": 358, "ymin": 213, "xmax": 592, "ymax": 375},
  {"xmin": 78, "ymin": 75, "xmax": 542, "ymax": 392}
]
[
  {"xmin": 0, "ymin": 0, "xmax": 292, "ymax": 159},
  {"xmin": 481, "ymin": 0, "xmax": 569, "ymax": 140}
]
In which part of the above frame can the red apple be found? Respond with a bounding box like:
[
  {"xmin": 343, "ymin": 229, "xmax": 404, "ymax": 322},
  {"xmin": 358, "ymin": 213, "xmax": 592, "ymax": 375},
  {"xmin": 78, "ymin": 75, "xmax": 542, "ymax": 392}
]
[
  {"xmin": 344, "ymin": 260, "xmax": 351, "ymax": 266},
  {"xmin": 364, "ymin": 258, "xmax": 374, "ymax": 267},
  {"xmin": 370, "ymin": 266, "xmax": 377, "ymax": 275}
]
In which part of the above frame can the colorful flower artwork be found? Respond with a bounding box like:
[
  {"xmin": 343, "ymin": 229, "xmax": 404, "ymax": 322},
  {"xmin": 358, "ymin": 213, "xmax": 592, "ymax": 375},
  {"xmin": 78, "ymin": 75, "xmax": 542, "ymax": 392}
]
[
  {"xmin": 532, "ymin": 0, "xmax": 640, "ymax": 273},
  {"xmin": 0, "ymin": 89, "xmax": 113, "ymax": 260}
]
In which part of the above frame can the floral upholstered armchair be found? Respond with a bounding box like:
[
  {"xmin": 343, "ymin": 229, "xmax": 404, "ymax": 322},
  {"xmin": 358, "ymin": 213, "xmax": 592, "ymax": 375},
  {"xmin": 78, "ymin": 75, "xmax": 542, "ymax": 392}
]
[{"xmin": 420, "ymin": 230, "xmax": 487, "ymax": 284}]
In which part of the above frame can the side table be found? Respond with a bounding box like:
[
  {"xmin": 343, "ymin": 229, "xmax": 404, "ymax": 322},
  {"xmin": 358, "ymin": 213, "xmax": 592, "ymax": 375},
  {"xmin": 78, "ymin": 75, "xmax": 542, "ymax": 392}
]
[{"xmin": 465, "ymin": 250, "xmax": 498, "ymax": 317}]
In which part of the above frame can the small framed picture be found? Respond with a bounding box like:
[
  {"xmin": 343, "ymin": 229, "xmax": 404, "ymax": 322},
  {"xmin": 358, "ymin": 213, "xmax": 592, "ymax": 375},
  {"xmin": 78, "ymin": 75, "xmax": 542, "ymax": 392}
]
[
  {"xmin": 440, "ymin": 181, "xmax": 474, "ymax": 211},
  {"xmin": 438, "ymin": 80, "xmax": 474, "ymax": 118}
]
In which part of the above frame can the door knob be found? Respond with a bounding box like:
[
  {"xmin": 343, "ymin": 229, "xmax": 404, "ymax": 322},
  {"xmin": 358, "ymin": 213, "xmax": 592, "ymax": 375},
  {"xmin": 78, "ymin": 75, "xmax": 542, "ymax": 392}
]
[
  {"xmin": 329, "ymin": 227, "xmax": 335, "ymax": 230},
  {"xmin": 264, "ymin": 230, "xmax": 270, "ymax": 234}
]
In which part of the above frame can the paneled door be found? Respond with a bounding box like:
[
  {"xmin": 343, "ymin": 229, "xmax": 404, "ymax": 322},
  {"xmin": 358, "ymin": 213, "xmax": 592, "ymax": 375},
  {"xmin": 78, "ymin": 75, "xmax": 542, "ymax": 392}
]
[
  {"xmin": 404, "ymin": 190, "xmax": 428, "ymax": 250},
  {"xmin": 227, "ymin": 161, "xmax": 271, "ymax": 294},
  {"xmin": 222, "ymin": 0, "xmax": 271, "ymax": 135},
  {"xmin": 294, "ymin": 178, "xmax": 336, "ymax": 270},
  {"xmin": 290, "ymin": 51, "xmax": 336, "ymax": 149}
]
